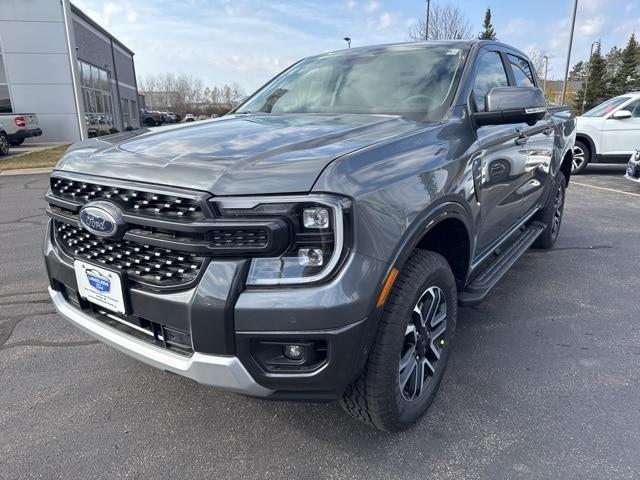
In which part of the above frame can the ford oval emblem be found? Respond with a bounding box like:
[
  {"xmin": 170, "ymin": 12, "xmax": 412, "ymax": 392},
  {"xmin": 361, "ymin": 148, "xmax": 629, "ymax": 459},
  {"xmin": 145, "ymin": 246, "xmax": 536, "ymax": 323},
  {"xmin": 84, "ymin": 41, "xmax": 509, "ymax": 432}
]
[{"xmin": 79, "ymin": 201, "xmax": 125, "ymax": 238}]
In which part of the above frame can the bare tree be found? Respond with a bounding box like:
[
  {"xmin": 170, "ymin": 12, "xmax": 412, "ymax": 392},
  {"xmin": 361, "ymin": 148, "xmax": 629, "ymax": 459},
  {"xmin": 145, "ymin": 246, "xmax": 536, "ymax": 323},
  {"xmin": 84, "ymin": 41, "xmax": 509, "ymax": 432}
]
[
  {"xmin": 527, "ymin": 49, "xmax": 550, "ymax": 80},
  {"xmin": 408, "ymin": 3, "xmax": 473, "ymax": 41},
  {"xmin": 139, "ymin": 73, "xmax": 203, "ymax": 115}
]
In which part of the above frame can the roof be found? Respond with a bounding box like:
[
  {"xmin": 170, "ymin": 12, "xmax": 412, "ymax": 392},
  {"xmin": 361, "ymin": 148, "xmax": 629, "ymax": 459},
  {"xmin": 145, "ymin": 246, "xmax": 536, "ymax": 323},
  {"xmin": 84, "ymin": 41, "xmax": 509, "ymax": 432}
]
[{"xmin": 70, "ymin": 2, "xmax": 135, "ymax": 56}]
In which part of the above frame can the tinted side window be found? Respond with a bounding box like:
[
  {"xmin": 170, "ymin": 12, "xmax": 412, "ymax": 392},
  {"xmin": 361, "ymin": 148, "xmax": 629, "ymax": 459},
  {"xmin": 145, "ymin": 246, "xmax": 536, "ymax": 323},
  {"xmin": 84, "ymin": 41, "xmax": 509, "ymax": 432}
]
[
  {"xmin": 508, "ymin": 54, "xmax": 535, "ymax": 87},
  {"xmin": 473, "ymin": 51, "xmax": 509, "ymax": 111}
]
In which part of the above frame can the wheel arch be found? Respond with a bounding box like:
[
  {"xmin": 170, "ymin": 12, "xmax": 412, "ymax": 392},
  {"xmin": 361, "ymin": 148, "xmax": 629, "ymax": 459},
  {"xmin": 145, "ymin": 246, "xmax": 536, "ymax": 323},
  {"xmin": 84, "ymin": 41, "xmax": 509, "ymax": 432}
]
[
  {"xmin": 575, "ymin": 133, "xmax": 596, "ymax": 159},
  {"xmin": 389, "ymin": 200, "xmax": 474, "ymax": 290}
]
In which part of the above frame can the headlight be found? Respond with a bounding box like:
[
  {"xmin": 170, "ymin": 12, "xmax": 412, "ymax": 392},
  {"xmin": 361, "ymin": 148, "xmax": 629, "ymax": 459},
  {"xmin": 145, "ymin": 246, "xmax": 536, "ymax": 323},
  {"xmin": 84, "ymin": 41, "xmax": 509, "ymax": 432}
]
[{"xmin": 211, "ymin": 195, "xmax": 351, "ymax": 285}]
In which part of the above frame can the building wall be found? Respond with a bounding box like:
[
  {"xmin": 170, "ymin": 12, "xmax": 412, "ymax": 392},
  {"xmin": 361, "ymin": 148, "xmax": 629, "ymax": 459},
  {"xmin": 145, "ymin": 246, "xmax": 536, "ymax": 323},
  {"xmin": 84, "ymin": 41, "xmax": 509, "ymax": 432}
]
[
  {"xmin": 0, "ymin": 0, "xmax": 82, "ymax": 142},
  {"xmin": 72, "ymin": 14, "xmax": 140, "ymax": 132}
]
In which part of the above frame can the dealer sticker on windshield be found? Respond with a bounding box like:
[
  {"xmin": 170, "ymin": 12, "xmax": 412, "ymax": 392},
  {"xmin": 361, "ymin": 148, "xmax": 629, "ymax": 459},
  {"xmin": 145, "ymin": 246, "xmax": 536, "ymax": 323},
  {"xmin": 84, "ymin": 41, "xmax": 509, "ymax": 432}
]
[{"xmin": 74, "ymin": 260, "xmax": 126, "ymax": 314}]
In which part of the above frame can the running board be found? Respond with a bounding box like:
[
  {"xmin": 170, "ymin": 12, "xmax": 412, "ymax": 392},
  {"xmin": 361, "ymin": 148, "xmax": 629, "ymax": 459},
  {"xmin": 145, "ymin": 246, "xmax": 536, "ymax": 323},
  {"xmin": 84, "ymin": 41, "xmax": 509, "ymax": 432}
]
[{"xmin": 458, "ymin": 221, "xmax": 546, "ymax": 307}]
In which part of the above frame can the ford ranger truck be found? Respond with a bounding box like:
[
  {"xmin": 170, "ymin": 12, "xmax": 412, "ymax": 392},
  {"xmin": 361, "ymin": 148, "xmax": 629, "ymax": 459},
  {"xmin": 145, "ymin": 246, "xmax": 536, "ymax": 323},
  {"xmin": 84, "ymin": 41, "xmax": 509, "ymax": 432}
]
[{"xmin": 44, "ymin": 40, "xmax": 576, "ymax": 432}]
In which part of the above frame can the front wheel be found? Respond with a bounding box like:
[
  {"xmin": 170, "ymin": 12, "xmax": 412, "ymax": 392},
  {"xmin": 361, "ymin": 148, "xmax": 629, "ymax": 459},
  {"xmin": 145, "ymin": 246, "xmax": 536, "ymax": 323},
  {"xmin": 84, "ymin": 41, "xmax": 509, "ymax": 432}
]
[
  {"xmin": 340, "ymin": 250, "xmax": 457, "ymax": 432},
  {"xmin": 572, "ymin": 140, "xmax": 590, "ymax": 174}
]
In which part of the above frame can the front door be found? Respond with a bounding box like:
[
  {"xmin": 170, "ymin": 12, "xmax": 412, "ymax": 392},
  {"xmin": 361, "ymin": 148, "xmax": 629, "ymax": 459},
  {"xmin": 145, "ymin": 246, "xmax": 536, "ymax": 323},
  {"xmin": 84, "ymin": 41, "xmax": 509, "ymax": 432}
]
[{"xmin": 600, "ymin": 99, "xmax": 640, "ymax": 155}]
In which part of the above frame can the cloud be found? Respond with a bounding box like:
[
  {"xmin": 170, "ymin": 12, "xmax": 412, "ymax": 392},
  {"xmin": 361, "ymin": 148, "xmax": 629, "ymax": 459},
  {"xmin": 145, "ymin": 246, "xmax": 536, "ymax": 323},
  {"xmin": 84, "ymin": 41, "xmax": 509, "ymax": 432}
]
[
  {"xmin": 378, "ymin": 12, "xmax": 393, "ymax": 30},
  {"xmin": 502, "ymin": 17, "xmax": 528, "ymax": 36},
  {"xmin": 364, "ymin": 0, "xmax": 380, "ymax": 14}
]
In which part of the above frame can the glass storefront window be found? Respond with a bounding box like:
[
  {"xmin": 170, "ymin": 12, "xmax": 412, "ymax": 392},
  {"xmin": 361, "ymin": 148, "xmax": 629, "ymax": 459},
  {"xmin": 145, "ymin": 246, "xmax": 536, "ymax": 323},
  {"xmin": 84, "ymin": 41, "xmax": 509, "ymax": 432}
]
[{"xmin": 78, "ymin": 60, "xmax": 114, "ymax": 136}]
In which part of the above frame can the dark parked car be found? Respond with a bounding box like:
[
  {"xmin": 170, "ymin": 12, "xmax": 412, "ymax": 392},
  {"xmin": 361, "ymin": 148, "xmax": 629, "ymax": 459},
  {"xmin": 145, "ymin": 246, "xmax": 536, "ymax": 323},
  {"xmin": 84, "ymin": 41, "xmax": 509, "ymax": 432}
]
[
  {"xmin": 44, "ymin": 40, "xmax": 575, "ymax": 431},
  {"xmin": 139, "ymin": 108, "xmax": 161, "ymax": 127}
]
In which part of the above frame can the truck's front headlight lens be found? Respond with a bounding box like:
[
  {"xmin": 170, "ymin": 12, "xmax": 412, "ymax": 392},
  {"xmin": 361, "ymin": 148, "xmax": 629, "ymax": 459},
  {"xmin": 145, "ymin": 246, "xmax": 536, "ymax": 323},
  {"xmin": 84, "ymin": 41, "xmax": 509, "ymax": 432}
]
[{"xmin": 211, "ymin": 195, "xmax": 351, "ymax": 285}]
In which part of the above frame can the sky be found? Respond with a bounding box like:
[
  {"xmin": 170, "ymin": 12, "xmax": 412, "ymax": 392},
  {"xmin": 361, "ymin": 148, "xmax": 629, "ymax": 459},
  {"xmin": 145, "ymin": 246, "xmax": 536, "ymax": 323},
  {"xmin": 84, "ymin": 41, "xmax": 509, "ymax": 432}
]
[{"xmin": 71, "ymin": 0, "xmax": 640, "ymax": 93}]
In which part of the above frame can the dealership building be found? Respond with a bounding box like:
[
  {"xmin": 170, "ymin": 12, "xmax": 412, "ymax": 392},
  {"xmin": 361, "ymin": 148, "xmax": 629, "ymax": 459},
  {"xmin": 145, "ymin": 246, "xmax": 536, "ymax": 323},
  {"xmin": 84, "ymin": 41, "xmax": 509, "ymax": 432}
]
[{"xmin": 0, "ymin": 0, "xmax": 141, "ymax": 142}]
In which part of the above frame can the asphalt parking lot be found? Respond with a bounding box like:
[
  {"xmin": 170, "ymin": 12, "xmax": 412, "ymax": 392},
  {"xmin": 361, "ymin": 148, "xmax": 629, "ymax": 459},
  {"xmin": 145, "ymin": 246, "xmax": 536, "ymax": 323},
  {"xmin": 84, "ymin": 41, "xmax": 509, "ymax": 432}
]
[{"xmin": 1, "ymin": 167, "xmax": 639, "ymax": 479}]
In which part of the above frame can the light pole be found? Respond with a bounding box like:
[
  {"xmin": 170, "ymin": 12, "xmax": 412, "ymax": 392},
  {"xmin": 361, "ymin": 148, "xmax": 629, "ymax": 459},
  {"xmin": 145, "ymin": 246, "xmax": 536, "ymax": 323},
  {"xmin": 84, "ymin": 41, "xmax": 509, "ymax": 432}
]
[
  {"xmin": 561, "ymin": 0, "xmax": 578, "ymax": 105},
  {"xmin": 543, "ymin": 55, "xmax": 549, "ymax": 94},
  {"xmin": 425, "ymin": 0, "xmax": 431, "ymax": 40},
  {"xmin": 343, "ymin": 37, "xmax": 351, "ymax": 48},
  {"xmin": 581, "ymin": 40, "xmax": 601, "ymax": 114}
]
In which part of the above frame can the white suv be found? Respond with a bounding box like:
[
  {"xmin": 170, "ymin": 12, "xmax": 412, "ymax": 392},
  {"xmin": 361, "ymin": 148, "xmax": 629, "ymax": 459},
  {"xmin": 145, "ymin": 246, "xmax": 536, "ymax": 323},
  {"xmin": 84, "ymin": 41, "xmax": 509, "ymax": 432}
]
[{"xmin": 574, "ymin": 92, "xmax": 640, "ymax": 174}]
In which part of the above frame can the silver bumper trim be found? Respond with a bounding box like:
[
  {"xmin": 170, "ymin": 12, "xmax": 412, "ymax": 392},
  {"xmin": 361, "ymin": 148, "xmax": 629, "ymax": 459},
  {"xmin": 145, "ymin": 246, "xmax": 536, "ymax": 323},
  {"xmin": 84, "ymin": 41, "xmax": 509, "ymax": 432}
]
[{"xmin": 48, "ymin": 287, "xmax": 273, "ymax": 397}]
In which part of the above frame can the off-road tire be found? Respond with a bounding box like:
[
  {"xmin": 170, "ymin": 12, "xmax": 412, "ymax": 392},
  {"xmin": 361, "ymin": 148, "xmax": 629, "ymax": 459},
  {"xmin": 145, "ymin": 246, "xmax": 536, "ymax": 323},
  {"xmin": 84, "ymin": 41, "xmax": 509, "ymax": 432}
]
[
  {"xmin": 340, "ymin": 250, "xmax": 457, "ymax": 432},
  {"xmin": 533, "ymin": 172, "xmax": 566, "ymax": 249}
]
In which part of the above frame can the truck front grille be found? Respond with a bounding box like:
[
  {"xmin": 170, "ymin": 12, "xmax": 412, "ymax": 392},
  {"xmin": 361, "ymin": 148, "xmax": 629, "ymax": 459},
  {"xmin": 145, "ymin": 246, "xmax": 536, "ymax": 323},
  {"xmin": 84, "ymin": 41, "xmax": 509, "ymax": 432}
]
[
  {"xmin": 55, "ymin": 222, "xmax": 205, "ymax": 288},
  {"xmin": 50, "ymin": 177, "xmax": 205, "ymax": 221}
]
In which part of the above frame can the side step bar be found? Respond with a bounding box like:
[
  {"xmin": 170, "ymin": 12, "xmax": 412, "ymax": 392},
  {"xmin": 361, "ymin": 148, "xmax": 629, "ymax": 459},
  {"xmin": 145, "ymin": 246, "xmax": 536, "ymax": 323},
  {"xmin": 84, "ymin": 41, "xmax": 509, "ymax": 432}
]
[{"xmin": 458, "ymin": 221, "xmax": 546, "ymax": 307}]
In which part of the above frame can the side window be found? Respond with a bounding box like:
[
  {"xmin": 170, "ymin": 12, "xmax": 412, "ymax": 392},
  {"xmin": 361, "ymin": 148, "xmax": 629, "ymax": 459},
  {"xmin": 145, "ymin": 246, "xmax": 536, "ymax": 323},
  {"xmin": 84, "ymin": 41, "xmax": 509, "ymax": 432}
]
[
  {"xmin": 625, "ymin": 100, "xmax": 640, "ymax": 117},
  {"xmin": 507, "ymin": 54, "xmax": 535, "ymax": 87},
  {"xmin": 472, "ymin": 51, "xmax": 509, "ymax": 112}
]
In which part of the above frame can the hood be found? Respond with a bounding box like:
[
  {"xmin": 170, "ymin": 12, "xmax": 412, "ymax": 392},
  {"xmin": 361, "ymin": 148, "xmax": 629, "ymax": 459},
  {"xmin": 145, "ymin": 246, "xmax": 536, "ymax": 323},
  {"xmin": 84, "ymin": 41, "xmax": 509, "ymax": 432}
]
[{"xmin": 55, "ymin": 114, "xmax": 422, "ymax": 195}]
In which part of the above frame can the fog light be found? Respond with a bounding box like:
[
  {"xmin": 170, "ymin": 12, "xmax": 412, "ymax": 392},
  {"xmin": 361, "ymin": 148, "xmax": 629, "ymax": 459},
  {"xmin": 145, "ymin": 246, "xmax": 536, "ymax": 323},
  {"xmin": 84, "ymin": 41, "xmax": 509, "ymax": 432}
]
[
  {"xmin": 283, "ymin": 344, "xmax": 304, "ymax": 360},
  {"xmin": 298, "ymin": 248, "xmax": 323, "ymax": 266},
  {"xmin": 303, "ymin": 208, "xmax": 330, "ymax": 229}
]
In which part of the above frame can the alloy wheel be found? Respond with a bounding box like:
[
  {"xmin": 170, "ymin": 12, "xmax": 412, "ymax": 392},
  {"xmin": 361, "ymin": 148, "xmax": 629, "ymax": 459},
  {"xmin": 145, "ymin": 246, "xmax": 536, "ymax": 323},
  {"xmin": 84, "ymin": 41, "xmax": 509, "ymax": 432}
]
[
  {"xmin": 551, "ymin": 183, "xmax": 564, "ymax": 239},
  {"xmin": 572, "ymin": 146, "xmax": 586, "ymax": 173},
  {"xmin": 399, "ymin": 286, "xmax": 448, "ymax": 402}
]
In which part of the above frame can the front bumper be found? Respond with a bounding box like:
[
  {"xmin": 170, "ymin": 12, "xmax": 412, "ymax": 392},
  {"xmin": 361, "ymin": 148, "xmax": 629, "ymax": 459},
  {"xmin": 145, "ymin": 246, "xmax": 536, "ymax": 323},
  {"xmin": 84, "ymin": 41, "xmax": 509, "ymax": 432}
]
[
  {"xmin": 625, "ymin": 155, "xmax": 640, "ymax": 183},
  {"xmin": 49, "ymin": 287, "xmax": 273, "ymax": 396},
  {"xmin": 44, "ymin": 220, "xmax": 388, "ymax": 399}
]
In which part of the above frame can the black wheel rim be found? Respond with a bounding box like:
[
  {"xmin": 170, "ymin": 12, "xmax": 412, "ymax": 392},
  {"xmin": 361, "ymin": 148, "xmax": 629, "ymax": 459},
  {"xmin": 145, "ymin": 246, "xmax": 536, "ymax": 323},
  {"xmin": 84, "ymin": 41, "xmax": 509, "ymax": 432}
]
[
  {"xmin": 0, "ymin": 136, "xmax": 8, "ymax": 155},
  {"xmin": 551, "ymin": 183, "xmax": 564, "ymax": 239},
  {"xmin": 399, "ymin": 286, "xmax": 447, "ymax": 402},
  {"xmin": 572, "ymin": 146, "xmax": 585, "ymax": 172}
]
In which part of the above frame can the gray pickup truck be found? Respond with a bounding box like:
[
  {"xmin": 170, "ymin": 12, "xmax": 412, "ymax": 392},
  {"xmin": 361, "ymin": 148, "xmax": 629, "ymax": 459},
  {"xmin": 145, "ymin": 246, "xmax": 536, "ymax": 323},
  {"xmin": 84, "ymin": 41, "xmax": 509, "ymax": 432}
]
[
  {"xmin": 0, "ymin": 113, "xmax": 42, "ymax": 146},
  {"xmin": 44, "ymin": 40, "xmax": 575, "ymax": 431}
]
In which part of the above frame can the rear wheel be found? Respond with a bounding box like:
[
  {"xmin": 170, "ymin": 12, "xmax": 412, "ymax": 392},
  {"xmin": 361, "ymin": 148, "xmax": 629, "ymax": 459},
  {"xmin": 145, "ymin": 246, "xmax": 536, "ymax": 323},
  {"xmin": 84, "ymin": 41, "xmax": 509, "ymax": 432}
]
[
  {"xmin": 534, "ymin": 172, "xmax": 566, "ymax": 249},
  {"xmin": 572, "ymin": 140, "xmax": 590, "ymax": 174},
  {"xmin": 340, "ymin": 250, "xmax": 456, "ymax": 432},
  {"xmin": 0, "ymin": 133, "xmax": 9, "ymax": 156}
]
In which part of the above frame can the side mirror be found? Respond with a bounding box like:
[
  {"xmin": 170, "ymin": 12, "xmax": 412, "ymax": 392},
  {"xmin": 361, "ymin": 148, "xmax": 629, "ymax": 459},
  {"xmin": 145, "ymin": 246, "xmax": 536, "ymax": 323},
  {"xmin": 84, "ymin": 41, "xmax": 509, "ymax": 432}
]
[
  {"xmin": 473, "ymin": 87, "xmax": 547, "ymax": 127},
  {"xmin": 612, "ymin": 109, "xmax": 632, "ymax": 120}
]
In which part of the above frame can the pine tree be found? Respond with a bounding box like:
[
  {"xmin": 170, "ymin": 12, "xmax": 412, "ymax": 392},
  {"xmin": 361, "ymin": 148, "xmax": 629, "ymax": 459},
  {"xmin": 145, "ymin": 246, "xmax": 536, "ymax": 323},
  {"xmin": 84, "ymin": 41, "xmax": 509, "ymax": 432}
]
[
  {"xmin": 611, "ymin": 33, "xmax": 639, "ymax": 95},
  {"xmin": 568, "ymin": 61, "xmax": 587, "ymax": 81},
  {"xmin": 478, "ymin": 8, "xmax": 497, "ymax": 40},
  {"xmin": 575, "ymin": 46, "xmax": 608, "ymax": 112}
]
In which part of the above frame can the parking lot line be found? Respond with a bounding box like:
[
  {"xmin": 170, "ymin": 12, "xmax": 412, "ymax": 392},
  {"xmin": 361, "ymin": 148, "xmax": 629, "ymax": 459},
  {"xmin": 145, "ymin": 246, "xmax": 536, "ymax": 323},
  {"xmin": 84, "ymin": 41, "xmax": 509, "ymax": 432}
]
[{"xmin": 571, "ymin": 181, "xmax": 640, "ymax": 198}]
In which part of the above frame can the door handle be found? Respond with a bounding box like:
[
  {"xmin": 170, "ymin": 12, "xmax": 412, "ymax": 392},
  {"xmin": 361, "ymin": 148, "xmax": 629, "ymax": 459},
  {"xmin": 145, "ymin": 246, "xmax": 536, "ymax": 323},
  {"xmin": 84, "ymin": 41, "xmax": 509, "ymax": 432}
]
[{"xmin": 515, "ymin": 132, "xmax": 528, "ymax": 146}]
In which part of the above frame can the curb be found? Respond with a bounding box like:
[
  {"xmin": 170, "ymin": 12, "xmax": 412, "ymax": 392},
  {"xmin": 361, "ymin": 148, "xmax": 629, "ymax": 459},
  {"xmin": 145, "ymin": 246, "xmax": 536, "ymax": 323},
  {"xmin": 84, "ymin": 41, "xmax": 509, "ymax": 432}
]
[{"xmin": 0, "ymin": 167, "xmax": 53, "ymax": 176}]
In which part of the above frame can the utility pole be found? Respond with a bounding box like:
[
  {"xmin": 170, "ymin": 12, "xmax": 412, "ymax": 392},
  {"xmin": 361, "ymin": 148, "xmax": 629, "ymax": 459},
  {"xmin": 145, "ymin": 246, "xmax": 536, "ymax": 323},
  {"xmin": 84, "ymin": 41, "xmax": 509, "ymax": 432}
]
[
  {"xmin": 561, "ymin": 0, "xmax": 578, "ymax": 105},
  {"xmin": 425, "ymin": 0, "xmax": 431, "ymax": 40},
  {"xmin": 543, "ymin": 55, "xmax": 549, "ymax": 93},
  {"xmin": 581, "ymin": 40, "xmax": 601, "ymax": 114}
]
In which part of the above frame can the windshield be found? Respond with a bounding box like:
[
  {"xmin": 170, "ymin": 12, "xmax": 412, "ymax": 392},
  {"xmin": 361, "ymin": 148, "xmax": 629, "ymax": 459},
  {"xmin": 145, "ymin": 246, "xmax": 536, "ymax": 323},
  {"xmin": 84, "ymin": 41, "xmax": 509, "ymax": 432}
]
[
  {"xmin": 237, "ymin": 45, "xmax": 465, "ymax": 118},
  {"xmin": 583, "ymin": 97, "xmax": 630, "ymax": 117}
]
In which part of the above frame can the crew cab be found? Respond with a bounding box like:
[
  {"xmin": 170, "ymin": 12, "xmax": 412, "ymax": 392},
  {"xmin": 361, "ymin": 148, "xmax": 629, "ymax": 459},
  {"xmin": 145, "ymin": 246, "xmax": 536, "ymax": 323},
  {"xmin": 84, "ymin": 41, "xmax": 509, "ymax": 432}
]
[
  {"xmin": 573, "ymin": 92, "xmax": 640, "ymax": 174},
  {"xmin": 0, "ymin": 113, "xmax": 42, "ymax": 146},
  {"xmin": 43, "ymin": 40, "xmax": 575, "ymax": 431}
]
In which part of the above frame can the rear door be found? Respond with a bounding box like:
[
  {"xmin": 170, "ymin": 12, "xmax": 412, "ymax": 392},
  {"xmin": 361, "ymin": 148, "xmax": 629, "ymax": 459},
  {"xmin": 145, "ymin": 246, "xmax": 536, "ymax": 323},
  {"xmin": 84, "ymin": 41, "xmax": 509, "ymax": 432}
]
[
  {"xmin": 471, "ymin": 48, "xmax": 548, "ymax": 253},
  {"xmin": 600, "ymin": 98, "xmax": 640, "ymax": 155}
]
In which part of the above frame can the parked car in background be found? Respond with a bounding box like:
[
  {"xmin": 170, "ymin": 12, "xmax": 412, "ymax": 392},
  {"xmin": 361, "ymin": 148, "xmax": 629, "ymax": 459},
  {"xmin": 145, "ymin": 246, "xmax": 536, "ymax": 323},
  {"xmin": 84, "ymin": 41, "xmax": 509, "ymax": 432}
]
[
  {"xmin": 0, "ymin": 124, "xmax": 9, "ymax": 156},
  {"xmin": 0, "ymin": 113, "xmax": 42, "ymax": 146},
  {"xmin": 574, "ymin": 92, "xmax": 640, "ymax": 174},
  {"xmin": 184, "ymin": 113, "xmax": 196, "ymax": 122},
  {"xmin": 625, "ymin": 150, "xmax": 640, "ymax": 184},
  {"xmin": 139, "ymin": 108, "xmax": 162, "ymax": 127},
  {"xmin": 44, "ymin": 40, "xmax": 575, "ymax": 432}
]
